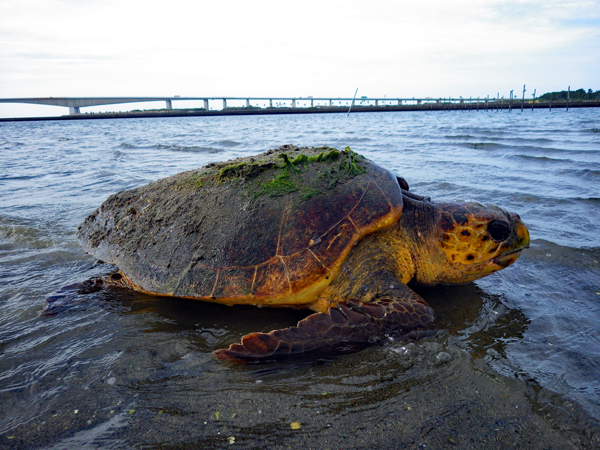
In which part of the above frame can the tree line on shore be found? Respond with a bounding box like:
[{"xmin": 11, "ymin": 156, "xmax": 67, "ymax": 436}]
[{"xmin": 538, "ymin": 89, "xmax": 599, "ymax": 101}]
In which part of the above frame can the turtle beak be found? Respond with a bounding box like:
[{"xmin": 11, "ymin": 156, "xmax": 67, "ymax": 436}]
[
  {"xmin": 513, "ymin": 214, "xmax": 530, "ymax": 250},
  {"xmin": 493, "ymin": 248, "xmax": 524, "ymax": 268},
  {"xmin": 492, "ymin": 215, "xmax": 530, "ymax": 268}
]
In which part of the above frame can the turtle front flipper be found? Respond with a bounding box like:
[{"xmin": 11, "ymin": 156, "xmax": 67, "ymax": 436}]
[{"xmin": 214, "ymin": 287, "xmax": 435, "ymax": 364}]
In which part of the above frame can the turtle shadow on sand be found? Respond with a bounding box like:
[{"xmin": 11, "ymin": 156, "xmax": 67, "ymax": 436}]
[
  {"xmin": 46, "ymin": 144, "xmax": 530, "ymax": 364},
  {"xmin": 44, "ymin": 266, "xmax": 529, "ymax": 366}
]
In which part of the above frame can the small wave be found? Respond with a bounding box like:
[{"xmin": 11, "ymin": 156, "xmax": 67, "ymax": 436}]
[
  {"xmin": 587, "ymin": 128, "xmax": 600, "ymax": 133},
  {"xmin": 119, "ymin": 143, "xmax": 137, "ymax": 149},
  {"xmin": 217, "ymin": 140, "xmax": 241, "ymax": 147},
  {"xmin": 460, "ymin": 142, "xmax": 504, "ymax": 149},
  {"xmin": 577, "ymin": 196, "xmax": 600, "ymax": 205},
  {"xmin": 454, "ymin": 127, "xmax": 509, "ymax": 136},
  {"xmin": 0, "ymin": 217, "xmax": 54, "ymax": 249},
  {"xmin": 303, "ymin": 130, "xmax": 336, "ymax": 135},
  {"xmin": 112, "ymin": 150, "xmax": 127, "ymax": 159},
  {"xmin": 57, "ymin": 137, "xmax": 72, "ymax": 141},
  {"xmin": 467, "ymin": 142, "xmax": 598, "ymax": 156},
  {"xmin": 444, "ymin": 134, "xmax": 474, "ymax": 139},
  {"xmin": 508, "ymin": 137, "xmax": 555, "ymax": 144},
  {"xmin": 560, "ymin": 169, "xmax": 600, "ymax": 182},
  {"xmin": 343, "ymin": 137, "xmax": 372, "ymax": 142},
  {"xmin": 506, "ymin": 154, "xmax": 566, "ymax": 164},
  {"xmin": 432, "ymin": 181, "xmax": 460, "ymax": 191},
  {"xmin": 155, "ymin": 144, "xmax": 221, "ymax": 153},
  {"xmin": 0, "ymin": 174, "xmax": 40, "ymax": 182},
  {"xmin": 526, "ymin": 146, "xmax": 599, "ymax": 156},
  {"xmin": 0, "ymin": 140, "xmax": 25, "ymax": 148}
]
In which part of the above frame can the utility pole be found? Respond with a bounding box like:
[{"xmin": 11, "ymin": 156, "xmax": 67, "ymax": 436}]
[
  {"xmin": 521, "ymin": 85, "xmax": 526, "ymax": 112},
  {"xmin": 532, "ymin": 89, "xmax": 536, "ymax": 110},
  {"xmin": 509, "ymin": 90, "xmax": 513, "ymax": 112},
  {"xmin": 567, "ymin": 86, "xmax": 570, "ymax": 112}
]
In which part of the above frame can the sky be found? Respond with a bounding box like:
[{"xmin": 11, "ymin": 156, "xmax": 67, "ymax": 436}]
[{"xmin": 1, "ymin": 0, "xmax": 599, "ymax": 117}]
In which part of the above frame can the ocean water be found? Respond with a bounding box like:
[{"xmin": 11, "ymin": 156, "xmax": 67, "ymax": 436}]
[{"xmin": 1, "ymin": 109, "xmax": 599, "ymax": 448}]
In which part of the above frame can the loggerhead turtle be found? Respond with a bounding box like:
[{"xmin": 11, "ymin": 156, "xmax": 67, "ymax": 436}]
[{"xmin": 68, "ymin": 145, "xmax": 529, "ymax": 363}]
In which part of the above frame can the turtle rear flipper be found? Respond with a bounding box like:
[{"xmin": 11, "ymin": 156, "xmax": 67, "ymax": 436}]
[
  {"xmin": 44, "ymin": 272, "xmax": 133, "ymax": 315},
  {"xmin": 214, "ymin": 289, "xmax": 435, "ymax": 364}
]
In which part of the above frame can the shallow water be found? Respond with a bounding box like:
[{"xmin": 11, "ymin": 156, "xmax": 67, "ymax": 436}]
[{"xmin": 1, "ymin": 109, "xmax": 599, "ymax": 448}]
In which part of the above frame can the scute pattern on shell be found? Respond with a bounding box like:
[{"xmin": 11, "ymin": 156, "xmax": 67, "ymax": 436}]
[{"xmin": 77, "ymin": 145, "xmax": 404, "ymax": 305}]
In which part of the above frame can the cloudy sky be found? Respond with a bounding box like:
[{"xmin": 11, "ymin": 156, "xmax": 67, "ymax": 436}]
[{"xmin": 1, "ymin": 0, "xmax": 599, "ymax": 117}]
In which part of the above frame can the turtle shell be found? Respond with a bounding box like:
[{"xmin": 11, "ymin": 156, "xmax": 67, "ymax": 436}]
[{"xmin": 77, "ymin": 145, "xmax": 404, "ymax": 306}]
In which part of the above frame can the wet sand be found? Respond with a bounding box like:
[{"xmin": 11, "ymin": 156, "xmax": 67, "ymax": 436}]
[
  {"xmin": 2, "ymin": 286, "xmax": 599, "ymax": 449},
  {"xmin": 2, "ymin": 349, "xmax": 598, "ymax": 449}
]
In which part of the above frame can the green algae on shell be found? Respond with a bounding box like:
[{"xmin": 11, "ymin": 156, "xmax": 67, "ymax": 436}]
[{"xmin": 176, "ymin": 145, "xmax": 366, "ymax": 200}]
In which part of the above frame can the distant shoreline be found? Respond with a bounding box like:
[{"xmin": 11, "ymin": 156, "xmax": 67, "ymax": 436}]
[{"xmin": 1, "ymin": 101, "xmax": 599, "ymax": 122}]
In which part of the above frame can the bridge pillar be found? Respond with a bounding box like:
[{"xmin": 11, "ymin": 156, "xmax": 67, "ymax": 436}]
[
  {"xmin": 166, "ymin": 100, "xmax": 172, "ymax": 110},
  {"xmin": 311, "ymin": 99, "xmax": 314, "ymax": 107},
  {"xmin": 203, "ymin": 99, "xmax": 209, "ymax": 110},
  {"xmin": 375, "ymin": 99, "xmax": 379, "ymax": 106},
  {"xmin": 269, "ymin": 99, "xmax": 273, "ymax": 108},
  {"xmin": 69, "ymin": 106, "xmax": 81, "ymax": 114},
  {"xmin": 292, "ymin": 99, "xmax": 296, "ymax": 108},
  {"xmin": 223, "ymin": 99, "xmax": 227, "ymax": 109},
  {"xmin": 246, "ymin": 99, "xmax": 250, "ymax": 108},
  {"xmin": 398, "ymin": 99, "xmax": 402, "ymax": 105},
  {"xmin": 329, "ymin": 99, "xmax": 333, "ymax": 106}
]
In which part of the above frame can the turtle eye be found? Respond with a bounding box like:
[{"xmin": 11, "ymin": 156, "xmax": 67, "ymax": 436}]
[{"xmin": 487, "ymin": 220, "xmax": 511, "ymax": 242}]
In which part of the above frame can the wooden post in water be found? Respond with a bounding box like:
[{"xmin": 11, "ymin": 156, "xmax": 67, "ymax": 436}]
[
  {"xmin": 347, "ymin": 88, "xmax": 358, "ymax": 116},
  {"xmin": 521, "ymin": 85, "xmax": 526, "ymax": 112},
  {"xmin": 532, "ymin": 89, "xmax": 536, "ymax": 110},
  {"xmin": 509, "ymin": 90, "xmax": 513, "ymax": 112}
]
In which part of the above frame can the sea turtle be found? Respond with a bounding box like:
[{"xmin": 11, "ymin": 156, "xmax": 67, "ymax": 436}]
[{"xmin": 65, "ymin": 144, "xmax": 529, "ymax": 363}]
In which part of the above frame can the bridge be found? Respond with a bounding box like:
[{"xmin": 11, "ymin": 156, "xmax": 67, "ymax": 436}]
[
  {"xmin": 0, "ymin": 96, "xmax": 472, "ymax": 115},
  {"xmin": 1, "ymin": 96, "xmax": 588, "ymax": 120}
]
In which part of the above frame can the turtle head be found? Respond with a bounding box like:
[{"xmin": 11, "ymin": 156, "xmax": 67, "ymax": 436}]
[{"xmin": 412, "ymin": 201, "xmax": 530, "ymax": 285}]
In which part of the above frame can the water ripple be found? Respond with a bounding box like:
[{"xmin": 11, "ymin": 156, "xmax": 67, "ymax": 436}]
[{"xmin": 0, "ymin": 109, "xmax": 599, "ymax": 446}]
